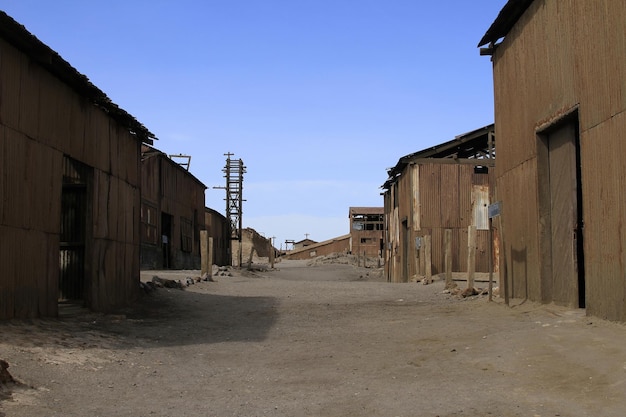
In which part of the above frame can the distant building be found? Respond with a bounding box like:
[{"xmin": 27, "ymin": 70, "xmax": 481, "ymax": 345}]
[
  {"xmin": 205, "ymin": 208, "xmax": 232, "ymax": 267},
  {"xmin": 284, "ymin": 235, "xmax": 351, "ymax": 261},
  {"xmin": 140, "ymin": 145, "xmax": 206, "ymax": 270},
  {"xmin": 349, "ymin": 207, "xmax": 384, "ymax": 258},
  {"xmin": 293, "ymin": 238, "xmax": 317, "ymax": 250}
]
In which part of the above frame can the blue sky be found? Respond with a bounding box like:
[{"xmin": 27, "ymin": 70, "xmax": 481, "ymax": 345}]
[{"xmin": 2, "ymin": 1, "xmax": 505, "ymax": 249}]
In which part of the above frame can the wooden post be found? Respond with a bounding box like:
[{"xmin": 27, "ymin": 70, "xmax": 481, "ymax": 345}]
[
  {"xmin": 363, "ymin": 251, "xmax": 366, "ymax": 268},
  {"xmin": 424, "ymin": 235, "xmax": 432, "ymax": 282},
  {"xmin": 208, "ymin": 237, "xmax": 213, "ymax": 280},
  {"xmin": 467, "ymin": 225, "xmax": 476, "ymax": 289},
  {"xmin": 499, "ymin": 209, "xmax": 509, "ymax": 305},
  {"xmin": 488, "ymin": 218, "xmax": 493, "ymax": 301},
  {"xmin": 269, "ymin": 238, "xmax": 275, "ymax": 269},
  {"xmin": 200, "ymin": 230, "xmax": 209, "ymax": 276},
  {"xmin": 247, "ymin": 245, "xmax": 254, "ymax": 270},
  {"xmin": 444, "ymin": 229, "xmax": 453, "ymax": 289},
  {"xmin": 418, "ymin": 238, "xmax": 425, "ymax": 277}
]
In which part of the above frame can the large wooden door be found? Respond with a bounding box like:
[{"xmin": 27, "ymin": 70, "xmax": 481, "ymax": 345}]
[{"xmin": 547, "ymin": 122, "xmax": 585, "ymax": 307}]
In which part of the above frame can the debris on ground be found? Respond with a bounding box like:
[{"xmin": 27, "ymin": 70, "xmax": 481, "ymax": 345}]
[{"xmin": 0, "ymin": 360, "xmax": 14, "ymax": 385}]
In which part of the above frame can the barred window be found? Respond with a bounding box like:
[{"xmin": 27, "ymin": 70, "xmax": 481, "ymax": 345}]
[{"xmin": 180, "ymin": 217, "xmax": 193, "ymax": 252}]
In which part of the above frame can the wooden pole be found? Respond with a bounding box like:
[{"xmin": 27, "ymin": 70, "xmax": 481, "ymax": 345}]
[
  {"xmin": 444, "ymin": 229, "xmax": 453, "ymax": 289},
  {"xmin": 200, "ymin": 230, "xmax": 209, "ymax": 276},
  {"xmin": 247, "ymin": 245, "xmax": 254, "ymax": 270},
  {"xmin": 208, "ymin": 237, "xmax": 213, "ymax": 280},
  {"xmin": 488, "ymin": 218, "xmax": 493, "ymax": 301},
  {"xmin": 418, "ymin": 238, "xmax": 425, "ymax": 277},
  {"xmin": 499, "ymin": 208, "xmax": 509, "ymax": 305},
  {"xmin": 424, "ymin": 235, "xmax": 432, "ymax": 282},
  {"xmin": 467, "ymin": 225, "xmax": 476, "ymax": 289}
]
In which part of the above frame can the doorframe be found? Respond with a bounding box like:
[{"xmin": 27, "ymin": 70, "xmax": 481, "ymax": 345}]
[{"xmin": 536, "ymin": 107, "xmax": 585, "ymax": 308}]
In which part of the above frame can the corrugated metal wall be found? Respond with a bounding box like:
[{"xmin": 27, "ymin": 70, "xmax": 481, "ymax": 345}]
[
  {"xmin": 0, "ymin": 37, "xmax": 142, "ymax": 318},
  {"xmin": 140, "ymin": 154, "xmax": 206, "ymax": 270},
  {"xmin": 491, "ymin": 0, "xmax": 626, "ymax": 320},
  {"xmin": 384, "ymin": 161, "xmax": 494, "ymax": 283}
]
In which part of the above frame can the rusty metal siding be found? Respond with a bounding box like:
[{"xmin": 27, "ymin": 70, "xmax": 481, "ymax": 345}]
[
  {"xmin": 140, "ymin": 153, "xmax": 206, "ymax": 270},
  {"xmin": 491, "ymin": 0, "xmax": 626, "ymax": 319},
  {"xmin": 580, "ymin": 114, "xmax": 626, "ymax": 320},
  {"xmin": 204, "ymin": 209, "xmax": 231, "ymax": 267},
  {"xmin": 439, "ymin": 164, "xmax": 460, "ymax": 229},
  {"xmin": 0, "ymin": 33, "xmax": 143, "ymax": 319},
  {"xmin": 419, "ymin": 164, "xmax": 442, "ymax": 229},
  {"xmin": 384, "ymin": 159, "xmax": 494, "ymax": 282}
]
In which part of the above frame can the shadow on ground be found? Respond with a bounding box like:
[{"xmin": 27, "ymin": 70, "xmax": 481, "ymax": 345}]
[{"xmin": 0, "ymin": 288, "xmax": 278, "ymax": 350}]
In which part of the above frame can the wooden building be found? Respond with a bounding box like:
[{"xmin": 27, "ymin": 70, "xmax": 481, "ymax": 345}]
[
  {"xmin": 284, "ymin": 235, "xmax": 351, "ymax": 260},
  {"xmin": 0, "ymin": 12, "xmax": 155, "ymax": 318},
  {"xmin": 140, "ymin": 146, "xmax": 206, "ymax": 270},
  {"xmin": 293, "ymin": 238, "xmax": 317, "ymax": 250},
  {"xmin": 382, "ymin": 125, "xmax": 495, "ymax": 283},
  {"xmin": 204, "ymin": 207, "xmax": 231, "ymax": 267},
  {"xmin": 479, "ymin": 1, "xmax": 626, "ymax": 320},
  {"xmin": 349, "ymin": 207, "xmax": 384, "ymax": 258}
]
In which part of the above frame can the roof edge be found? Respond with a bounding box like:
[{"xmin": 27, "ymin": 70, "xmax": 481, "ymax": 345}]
[
  {"xmin": 0, "ymin": 11, "xmax": 157, "ymax": 144},
  {"xmin": 477, "ymin": 0, "xmax": 535, "ymax": 47}
]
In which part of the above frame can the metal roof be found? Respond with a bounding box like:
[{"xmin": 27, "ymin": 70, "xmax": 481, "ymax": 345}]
[
  {"xmin": 349, "ymin": 207, "xmax": 384, "ymax": 216},
  {"xmin": 382, "ymin": 124, "xmax": 495, "ymax": 190},
  {"xmin": 0, "ymin": 11, "xmax": 157, "ymax": 145},
  {"xmin": 477, "ymin": 0, "xmax": 535, "ymax": 47}
]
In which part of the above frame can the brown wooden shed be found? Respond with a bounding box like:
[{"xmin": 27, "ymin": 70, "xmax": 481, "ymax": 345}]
[
  {"xmin": 479, "ymin": 0, "xmax": 626, "ymax": 320},
  {"xmin": 0, "ymin": 12, "xmax": 155, "ymax": 318},
  {"xmin": 140, "ymin": 146, "xmax": 207, "ymax": 270},
  {"xmin": 382, "ymin": 125, "xmax": 495, "ymax": 283}
]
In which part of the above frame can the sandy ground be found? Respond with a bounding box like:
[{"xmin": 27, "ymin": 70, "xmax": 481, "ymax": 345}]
[{"xmin": 2, "ymin": 259, "xmax": 626, "ymax": 417}]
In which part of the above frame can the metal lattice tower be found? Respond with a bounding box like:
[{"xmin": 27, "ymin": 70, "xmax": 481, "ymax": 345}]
[{"xmin": 222, "ymin": 153, "xmax": 246, "ymax": 241}]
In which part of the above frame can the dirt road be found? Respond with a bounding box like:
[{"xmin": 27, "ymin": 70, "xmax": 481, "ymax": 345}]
[{"xmin": 2, "ymin": 259, "xmax": 626, "ymax": 416}]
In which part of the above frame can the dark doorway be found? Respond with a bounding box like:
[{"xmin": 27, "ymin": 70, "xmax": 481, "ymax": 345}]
[
  {"xmin": 161, "ymin": 212, "xmax": 173, "ymax": 268},
  {"xmin": 59, "ymin": 157, "xmax": 91, "ymax": 303}
]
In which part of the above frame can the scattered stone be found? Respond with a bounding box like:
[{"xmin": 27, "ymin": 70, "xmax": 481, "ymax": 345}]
[
  {"xmin": 201, "ymin": 273, "xmax": 216, "ymax": 282},
  {"xmin": 0, "ymin": 360, "xmax": 15, "ymax": 385},
  {"xmin": 151, "ymin": 276, "xmax": 184, "ymax": 289},
  {"xmin": 421, "ymin": 277, "xmax": 434, "ymax": 285},
  {"xmin": 140, "ymin": 281, "xmax": 157, "ymax": 293},
  {"xmin": 461, "ymin": 287, "xmax": 479, "ymax": 298}
]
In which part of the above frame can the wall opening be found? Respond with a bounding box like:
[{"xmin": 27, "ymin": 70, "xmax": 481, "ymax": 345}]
[{"xmin": 59, "ymin": 157, "xmax": 92, "ymax": 304}]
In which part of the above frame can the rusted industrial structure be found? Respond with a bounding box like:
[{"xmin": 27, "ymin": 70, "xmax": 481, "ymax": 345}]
[
  {"xmin": 479, "ymin": 1, "xmax": 626, "ymax": 320},
  {"xmin": 140, "ymin": 146, "xmax": 206, "ymax": 269},
  {"xmin": 204, "ymin": 207, "xmax": 232, "ymax": 267},
  {"xmin": 0, "ymin": 12, "xmax": 155, "ymax": 318},
  {"xmin": 382, "ymin": 125, "xmax": 495, "ymax": 283},
  {"xmin": 349, "ymin": 207, "xmax": 384, "ymax": 258}
]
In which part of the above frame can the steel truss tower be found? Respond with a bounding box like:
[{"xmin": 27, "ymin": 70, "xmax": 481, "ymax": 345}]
[{"xmin": 215, "ymin": 153, "xmax": 246, "ymax": 266}]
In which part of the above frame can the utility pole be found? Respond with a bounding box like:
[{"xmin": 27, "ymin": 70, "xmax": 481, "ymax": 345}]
[{"xmin": 213, "ymin": 152, "xmax": 246, "ymax": 267}]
